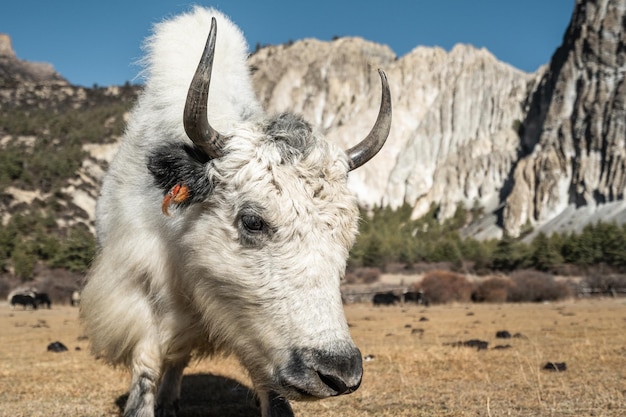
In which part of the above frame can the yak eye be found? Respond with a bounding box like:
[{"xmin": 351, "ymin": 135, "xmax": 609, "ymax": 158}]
[{"xmin": 241, "ymin": 214, "xmax": 265, "ymax": 233}]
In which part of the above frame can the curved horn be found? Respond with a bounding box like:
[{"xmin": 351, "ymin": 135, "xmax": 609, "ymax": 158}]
[
  {"xmin": 345, "ymin": 69, "xmax": 392, "ymax": 171},
  {"xmin": 183, "ymin": 17, "xmax": 227, "ymax": 159}
]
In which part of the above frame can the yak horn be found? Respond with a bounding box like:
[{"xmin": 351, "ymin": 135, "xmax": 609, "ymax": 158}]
[
  {"xmin": 345, "ymin": 69, "xmax": 392, "ymax": 171},
  {"xmin": 183, "ymin": 17, "xmax": 227, "ymax": 159}
]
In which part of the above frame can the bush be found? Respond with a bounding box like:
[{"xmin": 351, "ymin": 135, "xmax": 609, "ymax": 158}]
[
  {"xmin": 1, "ymin": 210, "xmax": 95, "ymax": 277},
  {"xmin": 50, "ymin": 225, "xmax": 96, "ymax": 273},
  {"xmin": 507, "ymin": 270, "xmax": 571, "ymax": 302},
  {"xmin": 472, "ymin": 276, "xmax": 513, "ymax": 302},
  {"xmin": 419, "ymin": 270, "xmax": 473, "ymax": 304},
  {"xmin": 584, "ymin": 272, "xmax": 626, "ymax": 295},
  {"xmin": 12, "ymin": 238, "xmax": 37, "ymax": 280}
]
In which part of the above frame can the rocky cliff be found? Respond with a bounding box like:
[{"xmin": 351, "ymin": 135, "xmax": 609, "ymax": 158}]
[
  {"xmin": 0, "ymin": 33, "xmax": 67, "ymax": 87},
  {"xmin": 503, "ymin": 0, "xmax": 626, "ymax": 237},
  {"xmin": 250, "ymin": 0, "xmax": 626, "ymax": 239},
  {"xmin": 251, "ymin": 41, "xmax": 534, "ymax": 224},
  {"xmin": 250, "ymin": 38, "xmax": 537, "ymax": 239},
  {"xmin": 0, "ymin": 34, "xmax": 139, "ymax": 234}
]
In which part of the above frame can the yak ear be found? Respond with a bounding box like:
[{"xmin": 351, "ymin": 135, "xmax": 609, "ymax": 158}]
[{"xmin": 147, "ymin": 143, "xmax": 215, "ymax": 215}]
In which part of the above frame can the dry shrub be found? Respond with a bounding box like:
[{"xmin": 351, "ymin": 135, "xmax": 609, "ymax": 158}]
[
  {"xmin": 507, "ymin": 270, "xmax": 572, "ymax": 302},
  {"xmin": 344, "ymin": 267, "xmax": 381, "ymax": 284},
  {"xmin": 419, "ymin": 270, "xmax": 473, "ymax": 304},
  {"xmin": 584, "ymin": 272, "xmax": 626, "ymax": 294},
  {"xmin": 472, "ymin": 276, "xmax": 513, "ymax": 302}
]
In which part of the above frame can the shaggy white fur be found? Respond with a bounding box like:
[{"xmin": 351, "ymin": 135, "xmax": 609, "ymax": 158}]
[{"xmin": 80, "ymin": 6, "xmax": 384, "ymax": 417}]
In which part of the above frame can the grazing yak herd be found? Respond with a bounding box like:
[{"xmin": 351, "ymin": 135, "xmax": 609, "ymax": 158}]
[
  {"xmin": 7, "ymin": 290, "xmax": 52, "ymax": 310},
  {"xmin": 6, "ymin": 288, "xmax": 80, "ymax": 309},
  {"xmin": 6, "ymin": 288, "xmax": 419, "ymax": 310},
  {"xmin": 372, "ymin": 290, "xmax": 428, "ymax": 306}
]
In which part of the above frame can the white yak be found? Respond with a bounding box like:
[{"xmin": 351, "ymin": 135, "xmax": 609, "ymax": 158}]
[{"xmin": 81, "ymin": 7, "xmax": 391, "ymax": 417}]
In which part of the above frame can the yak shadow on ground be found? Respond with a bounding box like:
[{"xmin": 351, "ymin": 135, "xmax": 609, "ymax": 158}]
[{"xmin": 116, "ymin": 373, "xmax": 260, "ymax": 417}]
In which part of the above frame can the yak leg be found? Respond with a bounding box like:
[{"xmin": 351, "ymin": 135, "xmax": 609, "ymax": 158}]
[
  {"xmin": 155, "ymin": 356, "xmax": 190, "ymax": 417},
  {"xmin": 124, "ymin": 339, "xmax": 162, "ymax": 417},
  {"xmin": 258, "ymin": 390, "xmax": 294, "ymax": 417}
]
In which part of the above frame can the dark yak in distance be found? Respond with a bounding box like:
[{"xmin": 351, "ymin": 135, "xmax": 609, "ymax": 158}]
[
  {"xmin": 403, "ymin": 291, "xmax": 424, "ymax": 304},
  {"xmin": 10, "ymin": 294, "xmax": 37, "ymax": 310},
  {"xmin": 373, "ymin": 292, "xmax": 400, "ymax": 306},
  {"xmin": 35, "ymin": 293, "xmax": 52, "ymax": 309}
]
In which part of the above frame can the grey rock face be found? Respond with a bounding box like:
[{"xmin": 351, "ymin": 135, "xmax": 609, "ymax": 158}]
[
  {"xmin": 250, "ymin": 40, "xmax": 532, "ymax": 226},
  {"xmin": 251, "ymin": 0, "xmax": 626, "ymax": 239},
  {"xmin": 503, "ymin": 0, "xmax": 626, "ymax": 237},
  {"xmin": 0, "ymin": 33, "xmax": 67, "ymax": 87}
]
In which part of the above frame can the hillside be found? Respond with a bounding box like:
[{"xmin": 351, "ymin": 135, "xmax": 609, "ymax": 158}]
[
  {"xmin": 503, "ymin": 0, "xmax": 626, "ymax": 238},
  {"xmin": 0, "ymin": 33, "xmax": 139, "ymax": 290},
  {"xmin": 1, "ymin": 0, "xmax": 625, "ymax": 287},
  {"xmin": 0, "ymin": 34, "xmax": 67, "ymax": 87},
  {"xmin": 249, "ymin": 40, "xmax": 535, "ymax": 239}
]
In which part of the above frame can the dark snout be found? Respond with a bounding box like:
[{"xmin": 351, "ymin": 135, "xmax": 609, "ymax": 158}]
[{"xmin": 279, "ymin": 345, "xmax": 363, "ymax": 399}]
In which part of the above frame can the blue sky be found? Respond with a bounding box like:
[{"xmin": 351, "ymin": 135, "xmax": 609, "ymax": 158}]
[{"xmin": 1, "ymin": 1, "xmax": 574, "ymax": 87}]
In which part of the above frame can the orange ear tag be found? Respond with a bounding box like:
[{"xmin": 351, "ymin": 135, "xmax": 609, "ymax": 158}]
[{"xmin": 161, "ymin": 184, "xmax": 190, "ymax": 216}]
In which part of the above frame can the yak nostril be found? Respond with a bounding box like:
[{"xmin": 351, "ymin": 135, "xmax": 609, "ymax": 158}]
[
  {"xmin": 317, "ymin": 372, "xmax": 349, "ymax": 395},
  {"xmin": 282, "ymin": 346, "xmax": 363, "ymax": 398}
]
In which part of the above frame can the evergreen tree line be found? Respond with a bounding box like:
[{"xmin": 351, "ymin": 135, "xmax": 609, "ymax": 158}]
[
  {"xmin": 349, "ymin": 203, "xmax": 626, "ymax": 274},
  {"xmin": 4, "ymin": 202, "xmax": 626, "ymax": 281},
  {"xmin": 0, "ymin": 211, "xmax": 94, "ymax": 280},
  {"xmin": 0, "ymin": 86, "xmax": 137, "ymax": 281}
]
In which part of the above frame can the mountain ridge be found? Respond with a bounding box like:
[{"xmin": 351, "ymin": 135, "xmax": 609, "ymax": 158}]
[
  {"xmin": 1, "ymin": 0, "xmax": 624, "ymax": 245},
  {"xmin": 0, "ymin": 33, "xmax": 67, "ymax": 87},
  {"xmin": 249, "ymin": 35, "xmax": 536, "ymax": 238}
]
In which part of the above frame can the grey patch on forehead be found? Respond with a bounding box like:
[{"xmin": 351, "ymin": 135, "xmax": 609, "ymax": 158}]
[{"xmin": 264, "ymin": 112, "xmax": 316, "ymax": 163}]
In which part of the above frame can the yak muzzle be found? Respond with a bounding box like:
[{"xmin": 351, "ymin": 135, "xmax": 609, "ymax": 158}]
[{"xmin": 279, "ymin": 345, "xmax": 363, "ymax": 399}]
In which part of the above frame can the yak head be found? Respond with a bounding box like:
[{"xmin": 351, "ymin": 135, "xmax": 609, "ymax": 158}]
[{"xmin": 146, "ymin": 17, "xmax": 391, "ymax": 405}]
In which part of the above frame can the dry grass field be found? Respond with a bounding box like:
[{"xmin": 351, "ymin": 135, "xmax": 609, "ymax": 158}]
[{"xmin": 1, "ymin": 298, "xmax": 625, "ymax": 417}]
